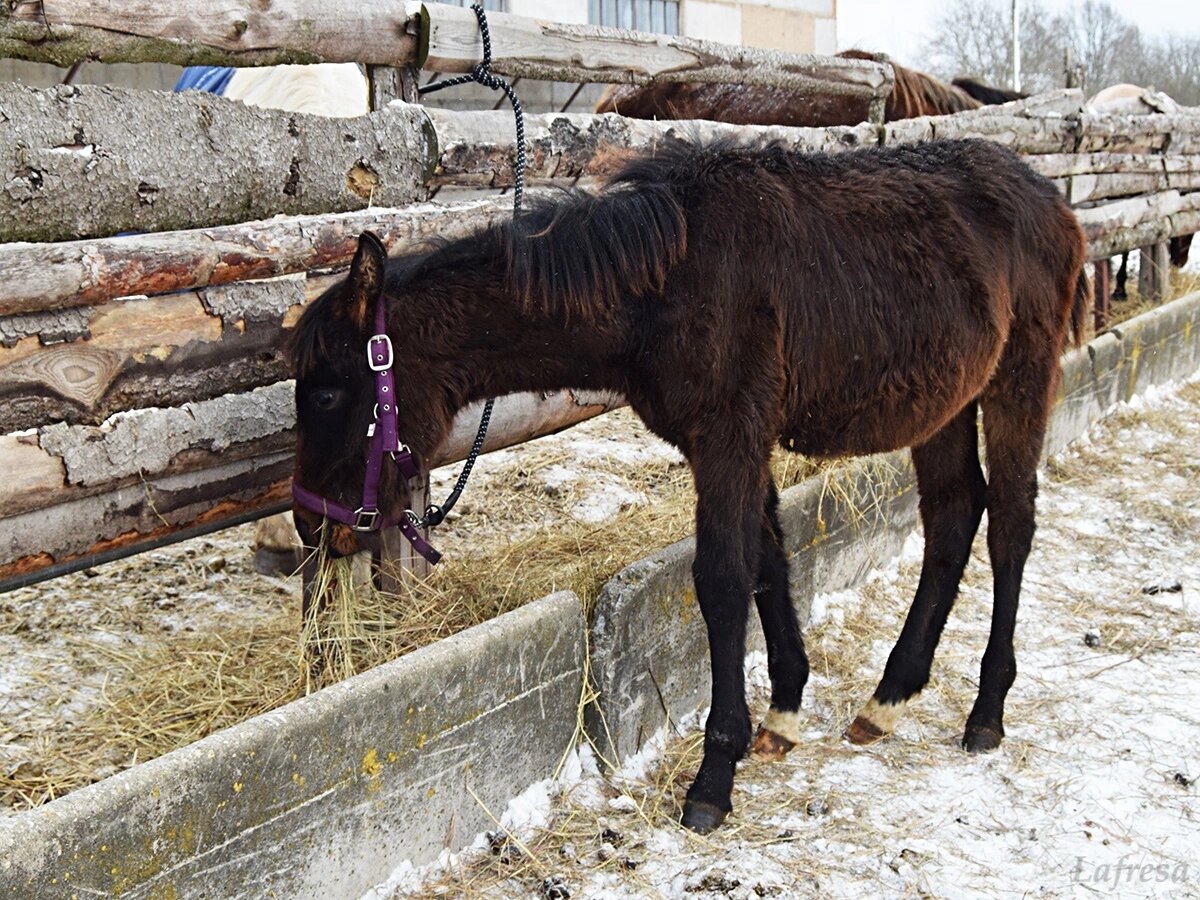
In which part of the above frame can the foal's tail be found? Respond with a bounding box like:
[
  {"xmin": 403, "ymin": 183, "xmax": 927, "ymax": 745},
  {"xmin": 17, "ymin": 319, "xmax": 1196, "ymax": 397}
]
[{"xmin": 1070, "ymin": 268, "xmax": 1091, "ymax": 347}]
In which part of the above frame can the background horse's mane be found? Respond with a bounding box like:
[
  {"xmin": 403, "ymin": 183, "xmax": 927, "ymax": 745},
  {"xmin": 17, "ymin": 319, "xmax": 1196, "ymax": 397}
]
[{"xmin": 951, "ymin": 77, "xmax": 1027, "ymax": 106}]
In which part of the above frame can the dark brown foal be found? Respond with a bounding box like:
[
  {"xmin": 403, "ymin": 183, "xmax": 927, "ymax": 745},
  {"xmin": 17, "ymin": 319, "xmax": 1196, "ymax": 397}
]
[{"xmin": 289, "ymin": 138, "xmax": 1088, "ymax": 833}]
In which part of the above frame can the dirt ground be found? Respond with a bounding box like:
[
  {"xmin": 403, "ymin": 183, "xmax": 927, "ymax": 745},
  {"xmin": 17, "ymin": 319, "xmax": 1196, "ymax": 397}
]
[{"xmin": 375, "ymin": 376, "xmax": 1200, "ymax": 900}]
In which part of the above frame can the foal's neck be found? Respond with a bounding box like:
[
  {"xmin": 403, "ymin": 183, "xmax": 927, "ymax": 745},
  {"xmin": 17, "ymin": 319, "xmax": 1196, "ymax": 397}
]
[{"xmin": 395, "ymin": 263, "xmax": 633, "ymax": 417}]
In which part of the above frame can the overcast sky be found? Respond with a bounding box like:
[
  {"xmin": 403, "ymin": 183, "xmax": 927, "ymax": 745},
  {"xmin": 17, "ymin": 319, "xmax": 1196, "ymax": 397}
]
[{"xmin": 837, "ymin": 0, "xmax": 1200, "ymax": 68}]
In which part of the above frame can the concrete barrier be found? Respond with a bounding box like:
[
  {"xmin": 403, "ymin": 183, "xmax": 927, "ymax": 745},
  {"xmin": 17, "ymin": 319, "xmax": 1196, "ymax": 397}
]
[
  {"xmin": 1048, "ymin": 290, "xmax": 1200, "ymax": 456},
  {"xmin": 2, "ymin": 291, "xmax": 1198, "ymax": 898}
]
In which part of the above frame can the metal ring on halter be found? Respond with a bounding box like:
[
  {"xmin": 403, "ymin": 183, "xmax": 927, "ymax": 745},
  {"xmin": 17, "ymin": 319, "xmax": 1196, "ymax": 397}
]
[{"xmin": 352, "ymin": 508, "xmax": 381, "ymax": 531}]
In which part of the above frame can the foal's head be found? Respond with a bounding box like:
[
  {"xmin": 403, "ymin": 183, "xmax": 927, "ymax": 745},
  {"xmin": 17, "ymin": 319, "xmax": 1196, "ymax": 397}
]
[{"xmin": 288, "ymin": 232, "xmax": 429, "ymax": 556}]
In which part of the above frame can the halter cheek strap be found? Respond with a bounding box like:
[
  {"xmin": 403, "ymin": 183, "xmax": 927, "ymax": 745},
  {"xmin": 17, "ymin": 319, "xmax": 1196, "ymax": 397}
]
[{"xmin": 291, "ymin": 295, "xmax": 442, "ymax": 566}]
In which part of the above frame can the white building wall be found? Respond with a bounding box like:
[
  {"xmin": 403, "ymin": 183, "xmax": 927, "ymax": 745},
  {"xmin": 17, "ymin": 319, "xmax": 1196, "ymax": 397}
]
[
  {"xmin": 814, "ymin": 15, "xmax": 838, "ymax": 54},
  {"xmin": 507, "ymin": 0, "xmax": 589, "ymax": 24},
  {"xmin": 680, "ymin": 0, "xmax": 836, "ymax": 54},
  {"xmin": 682, "ymin": 1, "xmax": 744, "ymax": 45}
]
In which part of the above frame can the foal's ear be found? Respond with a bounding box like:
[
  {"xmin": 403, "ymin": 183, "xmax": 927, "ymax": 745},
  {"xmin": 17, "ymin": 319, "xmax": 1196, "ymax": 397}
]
[{"xmin": 344, "ymin": 231, "xmax": 388, "ymax": 330}]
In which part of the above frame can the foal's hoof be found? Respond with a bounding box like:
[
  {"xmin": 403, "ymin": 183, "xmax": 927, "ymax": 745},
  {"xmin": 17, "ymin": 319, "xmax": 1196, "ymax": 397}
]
[
  {"xmin": 844, "ymin": 715, "xmax": 888, "ymax": 746},
  {"xmin": 681, "ymin": 800, "xmax": 728, "ymax": 834},
  {"xmin": 962, "ymin": 725, "xmax": 1004, "ymax": 753},
  {"xmin": 751, "ymin": 726, "xmax": 796, "ymax": 761}
]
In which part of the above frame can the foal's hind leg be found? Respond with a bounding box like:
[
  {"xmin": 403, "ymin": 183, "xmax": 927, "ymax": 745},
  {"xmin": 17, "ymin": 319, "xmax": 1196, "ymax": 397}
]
[
  {"xmin": 750, "ymin": 481, "xmax": 809, "ymax": 760},
  {"xmin": 961, "ymin": 389, "xmax": 1049, "ymax": 751},
  {"xmin": 847, "ymin": 403, "xmax": 986, "ymax": 744}
]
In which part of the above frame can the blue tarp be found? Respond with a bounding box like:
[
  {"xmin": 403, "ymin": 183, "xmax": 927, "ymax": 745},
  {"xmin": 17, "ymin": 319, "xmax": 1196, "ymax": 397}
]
[{"xmin": 173, "ymin": 67, "xmax": 235, "ymax": 95}]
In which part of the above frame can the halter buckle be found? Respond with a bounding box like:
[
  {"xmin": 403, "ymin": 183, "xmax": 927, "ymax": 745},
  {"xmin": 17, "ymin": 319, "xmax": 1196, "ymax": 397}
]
[
  {"xmin": 352, "ymin": 507, "xmax": 381, "ymax": 531},
  {"xmin": 367, "ymin": 334, "xmax": 394, "ymax": 372}
]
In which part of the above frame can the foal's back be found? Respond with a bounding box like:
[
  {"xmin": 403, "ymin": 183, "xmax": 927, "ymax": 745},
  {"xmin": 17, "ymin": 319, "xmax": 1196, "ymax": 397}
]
[{"xmin": 619, "ymin": 140, "xmax": 1086, "ymax": 458}]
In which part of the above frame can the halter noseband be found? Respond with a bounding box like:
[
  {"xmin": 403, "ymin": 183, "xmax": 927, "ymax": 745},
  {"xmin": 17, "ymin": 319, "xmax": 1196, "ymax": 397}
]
[{"xmin": 291, "ymin": 293, "xmax": 442, "ymax": 565}]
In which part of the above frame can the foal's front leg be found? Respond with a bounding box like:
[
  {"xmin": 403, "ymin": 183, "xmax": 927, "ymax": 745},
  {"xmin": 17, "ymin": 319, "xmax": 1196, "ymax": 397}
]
[{"xmin": 681, "ymin": 474, "xmax": 765, "ymax": 833}]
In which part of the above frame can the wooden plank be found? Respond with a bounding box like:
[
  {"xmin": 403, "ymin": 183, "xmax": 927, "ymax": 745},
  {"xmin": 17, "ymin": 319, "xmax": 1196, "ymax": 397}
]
[
  {"xmin": 0, "ymin": 387, "xmax": 625, "ymax": 580},
  {"xmin": 0, "ymin": 198, "xmax": 513, "ymax": 316},
  {"xmin": 1079, "ymin": 191, "xmax": 1200, "ymax": 259},
  {"xmin": 0, "ymin": 82, "xmax": 432, "ymax": 243},
  {"xmin": 423, "ymin": 105, "xmax": 881, "ymax": 189},
  {"xmin": 0, "ymin": 0, "xmax": 420, "ymax": 68},
  {"xmin": 1076, "ymin": 113, "xmax": 1200, "ymax": 155},
  {"xmin": 416, "ymin": 2, "xmax": 892, "ymax": 96}
]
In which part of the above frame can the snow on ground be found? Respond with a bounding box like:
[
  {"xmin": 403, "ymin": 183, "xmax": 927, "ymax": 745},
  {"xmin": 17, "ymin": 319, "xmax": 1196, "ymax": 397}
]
[{"xmin": 382, "ymin": 377, "xmax": 1200, "ymax": 899}]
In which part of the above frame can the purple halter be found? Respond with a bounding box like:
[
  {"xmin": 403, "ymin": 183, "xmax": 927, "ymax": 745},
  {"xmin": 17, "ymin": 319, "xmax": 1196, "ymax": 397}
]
[{"xmin": 291, "ymin": 295, "xmax": 442, "ymax": 566}]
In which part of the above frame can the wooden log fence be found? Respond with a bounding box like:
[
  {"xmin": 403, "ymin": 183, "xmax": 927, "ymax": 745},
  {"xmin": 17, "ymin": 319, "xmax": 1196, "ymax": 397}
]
[
  {"xmin": 1, "ymin": 3, "xmax": 1198, "ymax": 587},
  {"xmin": 0, "ymin": 387, "xmax": 623, "ymax": 586},
  {"xmin": 0, "ymin": 1, "xmax": 893, "ymax": 98}
]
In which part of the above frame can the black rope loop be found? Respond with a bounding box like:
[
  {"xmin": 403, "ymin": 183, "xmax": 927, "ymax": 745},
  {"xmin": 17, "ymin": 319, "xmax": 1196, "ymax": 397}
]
[
  {"xmin": 420, "ymin": 4, "xmax": 526, "ymax": 216},
  {"xmin": 411, "ymin": 3, "xmax": 524, "ymax": 529}
]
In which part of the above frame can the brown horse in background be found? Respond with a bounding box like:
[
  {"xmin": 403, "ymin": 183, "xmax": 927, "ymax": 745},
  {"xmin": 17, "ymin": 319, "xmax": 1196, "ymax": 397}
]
[
  {"xmin": 289, "ymin": 137, "xmax": 1088, "ymax": 833},
  {"xmin": 595, "ymin": 50, "xmax": 1026, "ymax": 125}
]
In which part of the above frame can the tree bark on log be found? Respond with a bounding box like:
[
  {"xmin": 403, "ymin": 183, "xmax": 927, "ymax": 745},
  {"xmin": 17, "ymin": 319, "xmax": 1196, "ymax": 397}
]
[
  {"xmin": 0, "ymin": 198, "xmax": 513, "ymax": 316},
  {"xmin": 883, "ymin": 110, "xmax": 1076, "ymax": 154},
  {"xmin": 0, "ymin": 387, "xmax": 625, "ymax": 584},
  {"xmin": 422, "ymin": 105, "xmax": 882, "ymax": 190},
  {"xmin": 1076, "ymin": 114, "xmax": 1200, "ymax": 155},
  {"xmin": 0, "ymin": 0, "xmax": 420, "ymax": 68},
  {"xmin": 1078, "ymin": 190, "xmax": 1200, "ymax": 259},
  {"xmin": 0, "ymin": 83, "xmax": 432, "ymax": 243}
]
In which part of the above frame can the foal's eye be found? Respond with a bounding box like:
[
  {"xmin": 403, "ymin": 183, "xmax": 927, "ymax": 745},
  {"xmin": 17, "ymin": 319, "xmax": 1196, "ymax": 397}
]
[{"xmin": 310, "ymin": 388, "xmax": 344, "ymax": 412}]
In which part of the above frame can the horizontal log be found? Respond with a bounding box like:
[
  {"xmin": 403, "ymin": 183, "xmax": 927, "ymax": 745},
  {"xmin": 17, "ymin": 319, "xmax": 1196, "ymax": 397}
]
[
  {"xmin": 421, "ymin": 105, "xmax": 882, "ymax": 189},
  {"xmin": 417, "ymin": 2, "xmax": 892, "ymax": 96},
  {"xmin": 0, "ymin": 452, "xmax": 295, "ymax": 585},
  {"xmin": 0, "ymin": 0, "xmax": 419, "ymax": 68},
  {"xmin": 884, "ymin": 108, "xmax": 1077, "ymax": 154},
  {"xmin": 0, "ymin": 83, "xmax": 431, "ymax": 243},
  {"xmin": 1078, "ymin": 190, "xmax": 1200, "ymax": 259},
  {"xmin": 0, "ymin": 0, "xmax": 892, "ymax": 103},
  {"xmin": 0, "ymin": 387, "xmax": 626, "ymax": 582},
  {"xmin": 4, "ymin": 80, "xmax": 1197, "ymax": 247},
  {"xmin": 1075, "ymin": 113, "xmax": 1200, "ymax": 155},
  {"xmin": 0, "ymin": 198, "xmax": 513, "ymax": 316},
  {"xmin": 1067, "ymin": 171, "xmax": 1200, "ymax": 204},
  {"xmin": 1026, "ymin": 152, "xmax": 1200, "ymax": 179}
]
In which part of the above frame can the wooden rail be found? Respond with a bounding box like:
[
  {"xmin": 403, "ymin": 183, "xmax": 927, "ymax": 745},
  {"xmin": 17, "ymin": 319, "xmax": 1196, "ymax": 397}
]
[{"xmin": 0, "ymin": 0, "xmax": 892, "ymax": 99}]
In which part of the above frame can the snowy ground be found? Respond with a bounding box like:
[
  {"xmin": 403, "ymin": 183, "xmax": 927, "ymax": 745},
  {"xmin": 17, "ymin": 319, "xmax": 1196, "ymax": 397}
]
[{"xmin": 376, "ymin": 376, "xmax": 1200, "ymax": 899}]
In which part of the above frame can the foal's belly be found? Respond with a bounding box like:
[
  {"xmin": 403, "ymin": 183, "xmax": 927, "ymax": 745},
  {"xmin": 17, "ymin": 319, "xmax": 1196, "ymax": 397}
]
[
  {"xmin": 781, "ymin": 354, "xmax": 997, "ymax": 457},
  {"xmin": 783, "ymin": 399, "xmax": 962, "ymax": 458}
]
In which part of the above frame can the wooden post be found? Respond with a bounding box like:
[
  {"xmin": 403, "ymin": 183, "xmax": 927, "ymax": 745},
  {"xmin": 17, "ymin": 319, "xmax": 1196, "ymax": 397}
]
[
  {"xmin": 1138, "ymin": 242, "xmax": 1170, "ymax": 303},
  {"xmin": 1093, "ymin": 259, "xmax": 1110, "ymax": 331},
  {"xmin": 366, "ymin": 61, "xmax": 433, "ymax": 597},
  {"xmin": 376, "ymin": 478, "xmax": 434, "ymax": 595}
]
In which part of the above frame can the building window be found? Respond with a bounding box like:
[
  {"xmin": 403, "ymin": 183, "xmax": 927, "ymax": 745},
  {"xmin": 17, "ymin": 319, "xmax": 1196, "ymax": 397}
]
[{"xmin": 589, "ymin": 0, "xmax": 680, "ymax": 35}]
